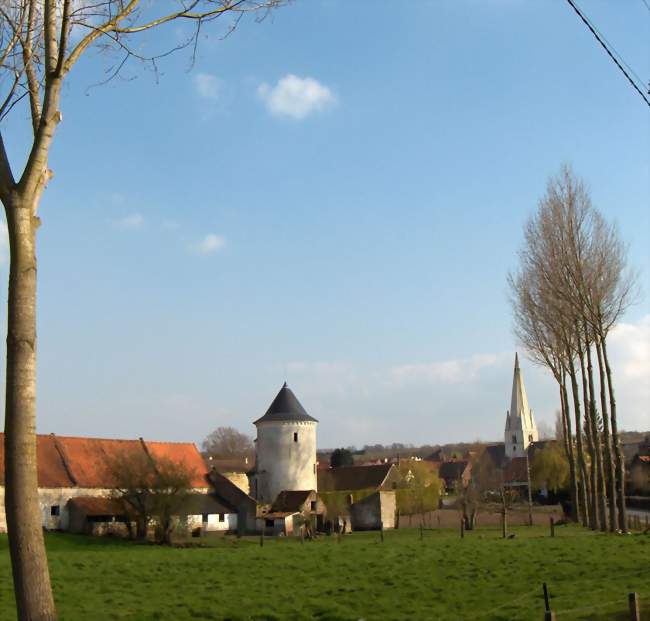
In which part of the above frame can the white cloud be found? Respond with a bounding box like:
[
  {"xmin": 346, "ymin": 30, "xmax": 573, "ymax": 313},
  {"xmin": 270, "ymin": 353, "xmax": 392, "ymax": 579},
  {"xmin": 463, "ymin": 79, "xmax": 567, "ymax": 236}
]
[
  {"xmin": 116, "ymin": 213, "xmax": 144, "ymax": 229},
  {"xmin": 389, "ymin": 353, "xmax": 506, "ymax": 386},
  {"xmin": 189, "ymin": 233, "xmax": 226, "ymax": 256},
  {"xmin": 193, "ymin": 73, "xmax": 220, "ymax": 100},
  {"xmin": 257, "ymin": 74, "xmax": 337, "ymax": 120},
  {"xmin": 605, "ymin": 314, "xmax": 650, "ymax": 429}
]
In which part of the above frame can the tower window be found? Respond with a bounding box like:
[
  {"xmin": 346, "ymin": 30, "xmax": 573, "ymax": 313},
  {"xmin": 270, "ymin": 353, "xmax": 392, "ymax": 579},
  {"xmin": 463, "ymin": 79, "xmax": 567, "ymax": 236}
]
[
  {"xmin": 512, "ymin": 435, "xmax": 517, "ymax": 444},
  {"xmin": 293, "ymin": 432, "xmax": 298, "ymax": 443}
]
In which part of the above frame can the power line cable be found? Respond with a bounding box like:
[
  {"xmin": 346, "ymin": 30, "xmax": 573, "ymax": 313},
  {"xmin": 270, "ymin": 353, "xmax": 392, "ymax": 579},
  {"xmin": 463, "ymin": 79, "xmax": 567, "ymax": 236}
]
[
  {"xmin": 565, "ymin": 0, "xmax": 650, "ymax": 107},
  {"xmin": 587, "ymin": 17, "xmax": 646, "ymax": 87}
]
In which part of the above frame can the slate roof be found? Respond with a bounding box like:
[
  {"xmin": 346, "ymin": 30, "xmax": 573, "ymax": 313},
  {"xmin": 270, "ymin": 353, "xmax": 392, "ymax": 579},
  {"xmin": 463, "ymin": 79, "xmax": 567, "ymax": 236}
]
[
  {"xmin": 0, "ymin": 433, "xmax": 208, "ymax": 488},
  {"xmin": 253, "ymin": 383, "xmax": 318, "ymax": 425},
  {"xmin": 182, "ymin": 493, "xmax": 236, "ymax": 515},
  {"xmin": 269, "ymin": 490, "xmax": 314, "ymax": 513},
  {"xmin": 67, "ymin": 496, "xmax": 126, "ymax": 517},
  {"xmin": 317, "ymin": 464, "xmax": 395, "ymax": 492},
  {"xmin": 207, "ymin": 470, "xmax": 257, "ymax": 511}
]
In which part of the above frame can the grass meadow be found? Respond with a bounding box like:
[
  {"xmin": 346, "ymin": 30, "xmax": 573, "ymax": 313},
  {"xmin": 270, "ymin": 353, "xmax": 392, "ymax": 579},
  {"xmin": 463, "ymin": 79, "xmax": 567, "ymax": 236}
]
[{"xmin": 0, "ymin": 525, "xmax": 648, "ymax": 620}]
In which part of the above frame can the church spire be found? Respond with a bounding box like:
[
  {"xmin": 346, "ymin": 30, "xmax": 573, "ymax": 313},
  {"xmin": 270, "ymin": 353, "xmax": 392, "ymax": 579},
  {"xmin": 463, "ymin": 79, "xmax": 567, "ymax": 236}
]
[{"xmin": 505, "ymin": 353, "xmax": 538, "ymax": 458}]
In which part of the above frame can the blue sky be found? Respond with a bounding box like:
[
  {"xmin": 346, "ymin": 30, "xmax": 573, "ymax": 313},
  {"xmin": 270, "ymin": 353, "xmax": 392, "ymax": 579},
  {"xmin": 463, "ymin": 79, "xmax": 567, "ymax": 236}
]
[{"xmin": 1, "ymin": 0, "xmax": 649, "ymax": 448}]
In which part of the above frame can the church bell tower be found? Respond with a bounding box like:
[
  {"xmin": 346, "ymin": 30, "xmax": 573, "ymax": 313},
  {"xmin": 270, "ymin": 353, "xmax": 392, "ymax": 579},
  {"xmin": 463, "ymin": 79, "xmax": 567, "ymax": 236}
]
[{"xmin": 504, "ymin": 353, "xmax": 538, "ymax": 458}]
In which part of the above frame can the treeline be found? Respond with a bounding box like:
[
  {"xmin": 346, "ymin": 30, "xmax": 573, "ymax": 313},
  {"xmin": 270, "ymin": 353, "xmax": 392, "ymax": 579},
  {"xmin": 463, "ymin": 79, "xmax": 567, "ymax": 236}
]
[{"xmin": 509, "ymin": 165, "xmax": 636, "ymax": 532}]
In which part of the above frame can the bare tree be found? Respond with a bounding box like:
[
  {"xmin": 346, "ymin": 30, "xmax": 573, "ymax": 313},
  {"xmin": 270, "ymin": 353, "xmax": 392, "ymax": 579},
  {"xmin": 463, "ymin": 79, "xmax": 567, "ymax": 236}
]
[
  {"xmin": 0, "ymin": 2, "xmax": 285, "ymax": 617},
  {"xmin": 202, "ymin": 426, "xmax": 253, "ymax": 459},
  {"xmin": 106, "ymin": 448, "xmax": 197, "ymax": 544},
  {"xmin": 509, "ymin": 165, "xmax": 637, "ymax": 532}
]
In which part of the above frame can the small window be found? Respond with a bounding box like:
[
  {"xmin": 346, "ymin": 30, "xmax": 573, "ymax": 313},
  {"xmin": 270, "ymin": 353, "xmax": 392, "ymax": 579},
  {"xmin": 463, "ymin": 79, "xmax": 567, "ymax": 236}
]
[
  {"xmin": 313, "ymin": 463, "xmax": 316, "ymax": 474},
  {"xmin": 512, "ymin": 435, "xmax": 517, "ymax": 444},
  {"xmin": 218, "ymin": 513, "xmax": 225, "ymax": 522},
  {"xmin": 310, "ymin": 501, "xmax": 317, "ymax": 511},
  {"xmin": 50, "ymin": 505, "xmax": 60, "ymax": 517},
  {"xmin": 293, "ymin": 432, "xmax": 298, "ymax": 443},
  {"xmin": 202, "ymin": 513, "xmax": 209, "ymax": 523}
]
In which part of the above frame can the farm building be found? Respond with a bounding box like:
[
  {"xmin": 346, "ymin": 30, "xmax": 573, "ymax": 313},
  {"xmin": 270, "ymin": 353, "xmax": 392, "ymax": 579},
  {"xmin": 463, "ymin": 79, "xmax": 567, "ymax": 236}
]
[
  {"xmin": 350, "ymin": 491, "xmax": 396, "ymax": 530},
  {"xmin": 0, "ymin": 433, "xmax": 209, "ymax": 534},
  {"xmin": 208, "ymin": 470, "xmax": 258, "ymax": 534},
  {"xmin": 207, "ymin": 456, "xmax": 253, "ymax": 494},
  {"xmin": 259, "ymin": 489, "xmax": 326, "ymax": 535}
]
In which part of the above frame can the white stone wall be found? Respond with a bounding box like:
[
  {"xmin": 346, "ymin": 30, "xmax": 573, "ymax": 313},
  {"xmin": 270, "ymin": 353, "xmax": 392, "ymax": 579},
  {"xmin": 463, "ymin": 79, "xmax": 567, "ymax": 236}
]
[
  {"xmin": 187, "ymin": 512, "xmax": 237, "ymax": 532},
  {"xmin": 0, "ymin": 486, "xmax": 211, "ymax": 533},
  {"xmin": 254, "ymin": 421, "xmax": 317, "ymax": 503},
  {"xmin": 505, "ymin": 419, "xmax": 539, "ymax": 458}
]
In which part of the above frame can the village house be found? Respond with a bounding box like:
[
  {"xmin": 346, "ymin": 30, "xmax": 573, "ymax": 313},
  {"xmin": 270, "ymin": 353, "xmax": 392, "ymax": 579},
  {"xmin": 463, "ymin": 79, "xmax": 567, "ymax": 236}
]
[
  {"xmin": 259, "ymin": 489, "xmax": 326, "ymax": 535},
  {"xmin": 438, "ymin": 459, "xmax": 472, "ymax": 493}
]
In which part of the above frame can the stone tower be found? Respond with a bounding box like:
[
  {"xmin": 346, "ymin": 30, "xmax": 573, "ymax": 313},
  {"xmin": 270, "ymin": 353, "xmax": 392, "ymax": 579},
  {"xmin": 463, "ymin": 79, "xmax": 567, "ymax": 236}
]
[
  {"xmin": 504, "ymin": 353, "xmax": 538, "ymax": 458},
  {"xmin": 251, "ymin": 383, "xmax": 318, "ymax": 503}
]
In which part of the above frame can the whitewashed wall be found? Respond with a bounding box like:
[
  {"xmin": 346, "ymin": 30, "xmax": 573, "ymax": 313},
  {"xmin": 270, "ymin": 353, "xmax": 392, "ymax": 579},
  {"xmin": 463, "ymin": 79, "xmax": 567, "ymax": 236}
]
[
  {"xmin": 0, "ymin": 486, "xmax": 211, "ymax": 533},
  {"xmin": 254, "ymin": 421, "xmax": 317, "ymax": 503},
  {"xmin": 186, "ymin": 512, "xmax": 237, "ymax": 532}
]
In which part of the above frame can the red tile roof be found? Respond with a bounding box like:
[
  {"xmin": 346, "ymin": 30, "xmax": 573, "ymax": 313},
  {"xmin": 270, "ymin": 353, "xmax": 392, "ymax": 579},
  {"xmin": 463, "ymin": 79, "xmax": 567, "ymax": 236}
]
[{"xmin": 0, "ymin": 434, "xmax": 208, "ymax": 488}]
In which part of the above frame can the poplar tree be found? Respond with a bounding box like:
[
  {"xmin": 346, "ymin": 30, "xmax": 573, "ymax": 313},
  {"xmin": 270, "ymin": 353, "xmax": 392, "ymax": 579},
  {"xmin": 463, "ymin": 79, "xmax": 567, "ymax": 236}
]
[{"xmin": 509, "ymin": 165, "xmax": 636, "ymax": 532}]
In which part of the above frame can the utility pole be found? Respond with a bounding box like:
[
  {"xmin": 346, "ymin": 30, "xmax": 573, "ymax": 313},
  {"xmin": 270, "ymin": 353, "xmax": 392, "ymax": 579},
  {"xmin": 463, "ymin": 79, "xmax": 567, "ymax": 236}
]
[{"xmin": 526, "ymin": 448, "xmax": 534, "ymax": 526}]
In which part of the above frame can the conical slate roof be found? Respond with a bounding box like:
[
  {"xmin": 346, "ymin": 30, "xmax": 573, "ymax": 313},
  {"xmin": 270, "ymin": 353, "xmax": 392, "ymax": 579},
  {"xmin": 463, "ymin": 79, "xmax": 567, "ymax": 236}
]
[{"xmin": 253, "ymin": 383, "xmax": 318, "ymax": 425}]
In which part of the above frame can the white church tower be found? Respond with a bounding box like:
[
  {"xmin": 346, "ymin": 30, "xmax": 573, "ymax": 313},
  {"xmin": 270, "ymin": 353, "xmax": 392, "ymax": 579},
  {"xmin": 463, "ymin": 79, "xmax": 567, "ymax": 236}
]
[
  {"xmin": 251, "ymin": 383, "xmax": 318, "ymax": 503},
  {"xmin": 504, "ymin": 353, "xmax": 538, "ymax": 458}
]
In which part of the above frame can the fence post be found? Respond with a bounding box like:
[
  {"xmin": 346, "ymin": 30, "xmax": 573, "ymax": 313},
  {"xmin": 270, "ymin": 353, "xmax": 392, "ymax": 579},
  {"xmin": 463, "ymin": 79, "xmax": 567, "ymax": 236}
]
[
  {"xmin": 460, "ymin": 518, "xmax": 464, "ymax": 539},
  {"xmin": 380, "ymin": 521, "xmax": 384, "ymax": 543},
  {"xmin": 502, "ymin": 510, "xmax": 507, "ymax": 539},
  {"xmin": 550, "ymin": 516, "xmax": 555, "ymax": 538},
  {"xmin": 542, "ymin": 582, "xmax": 556, "ymax": 619},
  {"xmin": 419, "ymin": 523, "xmax": 424, "ymax": 541},
  {"xmin": 629, "ymin": 592, "xmax": 640, "ymax": 621},
  {"xmin": 260, "ymin": 529, "xmax": 264, "ymax": 547}
]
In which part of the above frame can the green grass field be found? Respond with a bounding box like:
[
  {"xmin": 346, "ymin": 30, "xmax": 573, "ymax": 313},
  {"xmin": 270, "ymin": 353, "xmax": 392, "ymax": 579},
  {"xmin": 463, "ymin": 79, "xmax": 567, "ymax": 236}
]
[{"xmin": 0, "ymin": 526, "xmax": 648, "ymax": 620}]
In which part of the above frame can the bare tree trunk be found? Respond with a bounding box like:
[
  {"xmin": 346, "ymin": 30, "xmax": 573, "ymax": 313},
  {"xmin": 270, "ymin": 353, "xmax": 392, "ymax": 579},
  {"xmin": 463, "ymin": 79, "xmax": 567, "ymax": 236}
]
[
  {"xmin": 560, "ymin": 378, "xmax": 578, "ymax": 522},
  {"xmin": 3, "ymin": 197, "xmax": 57, "ymax": 620},
  {"xmin": 600, "ymin": 336, "xmax": 627, "ymax": 531},
  {"xmin": 595, "ymin": 336, "xmax": 617, "ymax": 532},
  {"xmin": 568, "ymin": 358, "xmax": 589, "ymax": 527},
  {"xmin": 584, "ymin": 333, "xmax": 607, "ymax": 532},
  {"xmin": 577, "ymin": 345, "xmax": 597, "ymax": 530}
]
